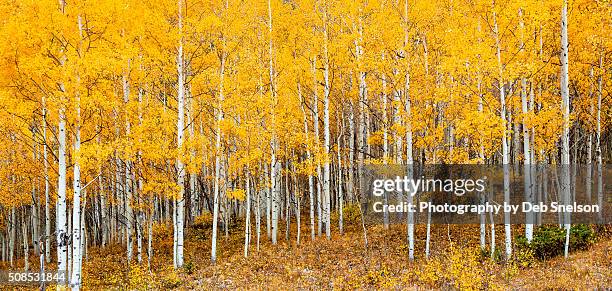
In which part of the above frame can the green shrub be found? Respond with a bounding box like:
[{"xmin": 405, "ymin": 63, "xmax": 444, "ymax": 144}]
[
  {"xmin": 183, "ymin": 261, "xmax": 195, "ymax": 275},
  {"xmin": 516, "ymin": 224, "xmax": 596, "ymax": 260},
  {"xmin": 569, "ymin": 224, "xmax": 596, "ymax": 250}
]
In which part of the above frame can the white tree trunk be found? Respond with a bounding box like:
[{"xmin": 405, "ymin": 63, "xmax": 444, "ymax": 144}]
[
  {"xmin": 22, "ymin": 211, "xmax": 29, "ymax": 272},
  {"xmin": 42, "ymin": 96, "xmax": 51, "ymax": 264},
  {"xmin": 174, "ymin": 0, "xmax": 185, "ymax": 268},
  {"xmin": 519, "ymin": 8, "xmax": 534, "ymax": 242},
  {"xmin": 312, "ymin": 56, "xmax": 322, "ymax": 237},
  {"xmin": 337, "ymin": 114, "xmax": 344, "ymax": 235},
  {"xmin": 244, "ymin": 167, "xmax": 251, "ymax": 258},
  {"xmin": 490, "ymin": 206, "xmax": 496, "ymax": 258},
  {"xmin": 381, "ymin": 53, "xmax": 390, "ymax": 230},
  {"xmin": 122, "ymin": 66, "xmax": 133, "ymax": 263},
  {"xmin": 211, "ymin": 50, "xmax": 225, "ymax": 264},
  {"xmin": 137, "ymin": 212, "xmax": 142, "ymax": 263},
  {"xmin": 404, "ymin": 0, "xmax": 414, "ymax": 261},
  {"xmin": 9, "ymin": 208, "xmax": 15, "ymax": 268},
  {"xmin": 586, "ymin": 68, "xmax": 594, "ymax": 203},
  {"xmin": 596, "ymin": 55, "xmax": 603, "ymax": 223},
  {"xmin": 70, "ymin": 16, "xmax": 84, "ymax": 290},
  {"xmin": 299, "ymin": 83, "xmax": 316, "ymax": 241},
  {"xmin": 257, "ymin": 177, "xmax": 262, "ymax": 251},
  {"xmin": 478, "ymin": 77, "xmax": 486, "ymax": 250},
  {"xmin": 268, "ymin": 0, "xmax": 280, "ymax": 245},
  {"xmin": 560, "ymin": 0, "xmax": 571, "ymax": 258},
  {"xmin": 494, "ymin": 10, "xmax": 512, "ymax": 258},
  {"xmin": 56, "ymin": 2, "xmax": 69, "ymax": 287},
  {"xmin": 322, "ymin": 8, "xmax": 331, "ymax": 240},
  {"xmin": 147, "ymin": 212, "xmax": 153, "ymax": 271},
  {"xmin": 521, "ymin": 78, "xmax": 533, "ymax": 242}
]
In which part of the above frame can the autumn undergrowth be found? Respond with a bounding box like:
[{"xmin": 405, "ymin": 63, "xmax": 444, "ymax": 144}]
[{"xmin": 10, "ymin": 219, "xmax": 607, "ymax": 290}]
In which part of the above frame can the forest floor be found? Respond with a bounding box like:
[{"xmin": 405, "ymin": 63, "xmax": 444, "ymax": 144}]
[
  {"xmin": 3, "ymin": 218, "xmax": 611, "ymax": 290},
  {"xmin": 80, "ymin": 219, "xmax": 611, "ymax": 290}
]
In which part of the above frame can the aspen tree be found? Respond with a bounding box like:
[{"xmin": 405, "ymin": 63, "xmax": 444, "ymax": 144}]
[
  {"xmin": 404, "ymin": 0, "xmax": 415, "ymax": 261},
  {"xmin": 560, "ymin": 0, "xmax": 571, "ymax": 258},
  {"xmin": 56, "ymin": 0, "xmax": 69, "ymax": 285},
  {"xmin": 69, "ymin": 15, "xmax": 84, "ymax": 289},
  {"xmin": 493, "ymin": 7, "xmax": 512, "ymax": 258},
  {"xmin": 174, "ymin": 0, "xmax": 186, "ymax": 268}
]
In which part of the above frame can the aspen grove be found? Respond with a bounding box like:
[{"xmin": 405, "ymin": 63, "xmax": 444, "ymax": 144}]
[{"xmin": 0, "ymin": 0, "xmax": 610, "ymax": 289}]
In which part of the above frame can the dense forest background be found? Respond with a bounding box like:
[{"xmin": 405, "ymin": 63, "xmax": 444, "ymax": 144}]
[{"xmin": 0, "ymin": 0, "xmax": 610, "ymax": 289}]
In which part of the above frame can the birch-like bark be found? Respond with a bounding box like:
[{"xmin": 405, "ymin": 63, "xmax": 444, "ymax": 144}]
[
  {"xmin": 586, "ymin": 68, "xmax": 594, "ymax": 203},
  {"xmin": 122, "ymin": 63, "xmax": 133, "ymax": 263},
  {"xmin": 381, "ymin": 53, "xmax": 390, "ymax": 230},
  {"xmin": 299, "ymin": 83, "xmax": 316, "ymax": 241},
  {"xmin": 42, "ymin": 96, "xmax": 51, "ymax": 263},
  {"xmin": 348, "ymin": 102, "xmax": 355, "ymax": 203},
  {"xmin": 285, "ymin": 158, "xmax": 291, "ymax": 241},
  {"xmin": 211, "ymin": 47, "xmax": 225, "ymax": 264},
  {"xmin": 560, "ymin": 0, "xmax": 571, "ymax": 258},
  {"xmin": 257, "ymin": 174, "xmax": 262, "ymax": 250},
  {"xmin": 22, "ymin": 211, "xmax": 29, "ymax": 272},
  {"xmin": 337, "ymin": 113, "xmax": 344, "ymax": 235},
  {"xmin": 244, "ymin": 166, "xmax": 251, "ymax": 258},
  {"xmin": 188, "ymin": 95, "xmax": 198, "ymax": 219},
  {"xmin": 312, "ymin": 56, "xmax": 322, "ymax": 237},
  {"xmin": 493, "ymin": 10, "xmax": 512, "ymax": 258},
  {"xmin": 147, "ymin": 211, "xmax": 153, "ymax": 271},
  {"xmin": 174, "ymin": 0, "xmax": 185, "ymax": 268},
  {"xmin": 322, "ymin": 5, "xmax": 332, "ymax": 240},
  {"xmin": 9, "ymin": 208, "xmax": 15, "ymax": 268},
  {"xmin": 404, "ymin": 0, "xmax": 414, "ymax": 261},
  {"xmin": 56, "ymin": 1, "xmax": 69, "ymax": 286},
  {"xmin": 31, "ymin": 141, "xmax": 39, "ymax": 257},
  {"xmin": 478, "ymin": 77, "xmax": 487, "ymax": 249},
  {"xmin": 268, "ymin": 0, "xmax": 280, "ymax": 245},
  {"xmin": 356, "ymin": 23, "xmax": 367, "ymax": 218},
  {"xmin": 596, "ymin": 55, "xmax": 603, "ymax": 223},
  {"xmin": 70, "ymin": 18, "xmax": 84, "ymax": 289},
  {"xmin": 519, "ymin": 8, "xmax": 534, "ymax": 242}
]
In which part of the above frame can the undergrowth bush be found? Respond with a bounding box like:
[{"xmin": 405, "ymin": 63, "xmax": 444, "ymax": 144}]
[
  {"xmin": 331, "ymin": 203, "xmax": 362, "ymax": 226},
  {"xmin": 414, "ymin": 246, "xmax": 494, "ymax": 289},
  {"xmin": 516, "ymin": 224, "xmax": 596, "ymax": 260}
]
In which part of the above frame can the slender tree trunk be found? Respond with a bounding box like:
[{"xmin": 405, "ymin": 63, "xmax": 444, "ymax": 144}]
[
  {"xmin": 322, "ymin": 7, "xmax": 331, "ymax": 240},
  {"xmin": 312, "ymin": 56, "xmax": 322, "ymax": 237},
  {"xmin": 337, "ymin": 113, "xmax": 344, "ymax": 235},
  {"xmin": 69, "ymin": 15, "xmax": 85, "ymax": 290},
  {"xmin": 493, "ymin": 10, "xmax": 512, "ymax": 258},
  {"xmin": 122, "ymin": 64, "xmax": 134, "ymax": 263},
  {"xmin": 425, "ymin": 199, "xmax": 431, "ymax": 258},
  {"xmin": 174, "ymin": 0, "xmax": 186, "ymax": 268},
  {"xmin": 299, "ymin": 83, "xmax": 316, "ymax": 241},
  {"xmin": 9, "ymin": 208, "xmax": 15, "ymax": 268},
  {"xmin": 268, "ymin": 0, "xmax": 280, "ymax": 245},
  {"xmin": 22, "ymin": 210, "xmax": 29, "ymax": 272},
  {"xmin": 244, "ymin": 166, "xmax": 251, "ymax": 258},
  {"xmin": 404, "ymin": 0, "xmax": 415, "ymax": 261},
  {"xmin": 586, "ymin": 68, "xmax": 594, "ymax": 203},
  {"xmin": 147, "ymin": 211, "xmax": 153, "ymax": 271},
  {"xmin": 56, "ymin": 2, "xmax": 69, "ymax": 287},
  {"xmin": 560, "ymin": 0, "xmax": 572, "ymax": 258},
  {"xmin": 519, "ymin": 8, "xmax": 534, "ymax": 242},
  {"xmin": 211, "ymin": 47, "xmax": 225, "ymax": 264},
  {"xmin": 42, "ymin": 96, "xmax": 51, "ymax": 264},
  {"xmin": 595, "ymin": 55, "xmax": 603, "ymax": 223},
  {"xmin": 285, "ymin": 159, "xmax": 291, "ymax": 241},
  {"xmin": 381, "ymin": 55, "xmax": 390, "ymax": 230}
]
